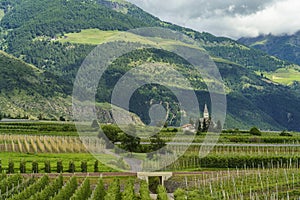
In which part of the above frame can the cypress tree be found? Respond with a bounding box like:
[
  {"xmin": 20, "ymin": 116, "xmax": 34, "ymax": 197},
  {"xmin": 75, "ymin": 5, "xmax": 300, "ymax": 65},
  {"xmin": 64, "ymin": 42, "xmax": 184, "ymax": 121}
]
[
  {"xmin": 57, "ymin": 160, "xmax": 63, "ymax": 173},
  {"xmin": 94, "ymin": 160, "xmax": 99, "ymax": 172},
  {"xmin": 81, "ymin": 161, "xmax": 87, "ymax": 173},
  {"xmin": 20, "ymin": 160, "xmax": 26, "ymax": 173},
  {"xmin": 69, "ymin": 161, "xmax": 75, "ymax": 173},
  {"xmin": 8, "ymin": 160, "xmax": 14, "ymax": 174},
  {"xmin": 32, "ymin": 161, "xmax": 39, "ymax": 173},
  {"xmin": 44, "ymin": 160, "xmax": 51, "ymax": 173}
]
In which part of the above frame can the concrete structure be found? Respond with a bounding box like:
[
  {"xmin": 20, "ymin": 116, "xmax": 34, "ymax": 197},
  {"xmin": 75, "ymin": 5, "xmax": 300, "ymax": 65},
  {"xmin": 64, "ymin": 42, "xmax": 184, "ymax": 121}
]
[{"xmin": 137, "ymin": 172, "xmax": 173, "ymax": 186}]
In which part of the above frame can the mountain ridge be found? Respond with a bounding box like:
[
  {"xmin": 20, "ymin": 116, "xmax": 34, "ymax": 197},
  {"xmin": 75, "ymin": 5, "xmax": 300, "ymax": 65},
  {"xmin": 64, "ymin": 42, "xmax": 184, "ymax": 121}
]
[
  {"xmin": 0, "ymin": 0, "xmax": 299, "ymax": 130},
  {"xmin": 238, "ymin": 31, "xmax": 300, "ymax": 66}
]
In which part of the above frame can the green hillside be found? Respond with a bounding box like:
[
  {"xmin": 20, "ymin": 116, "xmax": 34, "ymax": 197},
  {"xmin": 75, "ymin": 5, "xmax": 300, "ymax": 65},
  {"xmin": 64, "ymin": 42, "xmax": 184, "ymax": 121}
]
[
  {"xmin": 238, "ymin": 31, "xmax": 300, "ymax": 66},
  {"xmin": 0, "ymin": 0, "xmax": 300, "ymax": 130},
  {"xmin": 0, "ymin": 50, "xmax": 72, "ymax": 119},
  {"xmin": 238, "ymin": 32, "xmax": 300, "ymax": 85},
  {"xmin": 0, "ymin": 50, "xmax": 143, "ymax": 123}
]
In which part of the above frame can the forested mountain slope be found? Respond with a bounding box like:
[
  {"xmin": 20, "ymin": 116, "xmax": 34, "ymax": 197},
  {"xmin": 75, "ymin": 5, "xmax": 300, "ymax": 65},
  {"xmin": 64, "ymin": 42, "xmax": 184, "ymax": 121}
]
[
  {"xmin": 239, "ymin": 31, "xmax": 300, "ymax": 66},
  {"xmin": 0, "ymin": 0, "xmax": 299, "ymax": 130}
]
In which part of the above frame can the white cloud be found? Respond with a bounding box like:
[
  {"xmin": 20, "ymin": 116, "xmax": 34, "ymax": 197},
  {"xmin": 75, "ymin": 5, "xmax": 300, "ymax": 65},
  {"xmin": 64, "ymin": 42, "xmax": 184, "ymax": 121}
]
[{"xmin": 127, "ymin": 0, "xmax": 300, "ymax": 39}]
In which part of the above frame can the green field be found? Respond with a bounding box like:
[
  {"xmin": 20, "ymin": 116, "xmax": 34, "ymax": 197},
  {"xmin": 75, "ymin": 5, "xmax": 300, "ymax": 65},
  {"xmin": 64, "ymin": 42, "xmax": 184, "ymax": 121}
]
[
  {"xmin": 57, "ymin": 28, "xmax": 206, "ymax": 52},
  {"xmin": 58, "ymin": 29, "xmax": 119, "ymax": 44},
  {"xmin": 262, "ymin": 66, "xmax": 300, "ymax": 85}
]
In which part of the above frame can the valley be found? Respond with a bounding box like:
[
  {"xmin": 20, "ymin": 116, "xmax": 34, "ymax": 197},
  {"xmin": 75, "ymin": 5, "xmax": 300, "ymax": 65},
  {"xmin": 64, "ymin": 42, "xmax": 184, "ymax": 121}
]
[{"xmin": 0, "ymin": 0, "xmax": 299, "ymax": 199}]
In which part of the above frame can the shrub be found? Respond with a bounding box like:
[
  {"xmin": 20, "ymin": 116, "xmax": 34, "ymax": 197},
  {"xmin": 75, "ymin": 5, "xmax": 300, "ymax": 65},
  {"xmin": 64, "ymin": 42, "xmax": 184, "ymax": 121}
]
[
  {"xmin": 157, "ymin": 185, "xmax": 168, "ymax": 200},
  {"xmin": 0, "ymin": 174, "xmax": 22, "ymax": 196},
  {"xmin": 250, "ymin": 127, "xmax": 261, "ymax": 136},
  {"xmin": 70, "ymin": 178, "xmax": 91, "ymax": 200},
  {"xmin": 31, "ymin": 175, "xmax": 63, "ymax": 200},
  {"xmin": 174, "ymin": 188, "xmax": 186, "ymax": 200},
  {"xmin": 187, "ymin": 190, "xmax": 201, "ymax": 200},
  {"xmin": 91, "ymin": 120, "xmax": 99, "ymax": 129},
  {"xmin": 149, "ymin": 177, "xmax": 160, "ymax": 193},
  {"xmin": 11, "ymin": 175, "xmax": 49, "ymax": 200},
  {"xmin": 104, "ymin": 179, "xmax": 121, "ymax": 200},
  {"xmin": 139, "ymin": 181, "xmax": 151, "ymax": 200},
  {"xmin": 92, "ymin": 178, "xmax": 106, "ymax": 200},
  {"xmin": 280, "ymin": 130, "xmax": 293, "ymax": 137},
  {"xmin": 52, "ymin": 176, "xmax": 78, "ymax": 200},
  {"xmin": 122, "ymin": 180, "xmax": 136, "ymax": 200},
  {"xmin": 171, "ymin": 128, "xmax": 178, "ymax": 132}
]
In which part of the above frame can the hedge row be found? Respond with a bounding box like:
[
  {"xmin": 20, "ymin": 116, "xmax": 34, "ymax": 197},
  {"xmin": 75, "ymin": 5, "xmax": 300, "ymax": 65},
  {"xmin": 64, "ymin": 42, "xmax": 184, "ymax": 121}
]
[
  {"xmin": 0, "ymin": 160, "xmax": 100, "ymax": 174},
  {"xmin": 169, "ymin": 155, "xmax": 300, "ymax": 169}
]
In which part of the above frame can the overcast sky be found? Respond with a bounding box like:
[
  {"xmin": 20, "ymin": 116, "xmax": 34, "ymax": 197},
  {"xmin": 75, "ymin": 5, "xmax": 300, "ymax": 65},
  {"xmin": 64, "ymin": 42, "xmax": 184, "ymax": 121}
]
[{"xmin": 127, "ymin": 0, "xmax": 300, "ymax": 39}]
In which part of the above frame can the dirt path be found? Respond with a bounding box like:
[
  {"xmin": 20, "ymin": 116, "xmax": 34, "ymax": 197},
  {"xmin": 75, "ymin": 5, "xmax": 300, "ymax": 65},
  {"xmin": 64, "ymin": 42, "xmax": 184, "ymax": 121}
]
[{"xmin": 19, "ymin": 172, "xmax": 137, "ymax": 178}]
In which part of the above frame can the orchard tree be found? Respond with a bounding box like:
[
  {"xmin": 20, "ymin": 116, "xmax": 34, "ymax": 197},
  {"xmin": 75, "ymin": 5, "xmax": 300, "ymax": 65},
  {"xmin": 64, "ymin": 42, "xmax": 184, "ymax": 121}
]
[
  {"xmin": 250, "ymin": 127, "xmax": 262, "ymax": 136},
  {"xmin": 99, "ymin": 125, "xmax": 122, "ymax": 147},
  {"xmin": 119, "ymin": 132, "xmax": 141, "ymax": 154}
]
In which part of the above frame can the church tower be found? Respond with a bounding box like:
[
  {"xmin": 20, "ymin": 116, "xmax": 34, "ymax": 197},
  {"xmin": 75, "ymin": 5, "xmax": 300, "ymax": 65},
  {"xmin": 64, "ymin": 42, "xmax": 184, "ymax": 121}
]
[{"xmin": 203, "ymin": 104, "xmax": 209, "ymax": 119}]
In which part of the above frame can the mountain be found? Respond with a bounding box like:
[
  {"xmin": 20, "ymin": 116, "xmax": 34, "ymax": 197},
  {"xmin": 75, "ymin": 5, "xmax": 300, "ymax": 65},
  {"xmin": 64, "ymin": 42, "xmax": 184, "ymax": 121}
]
[
  {"xmin": 0, "ymin": 49, "xmax": 143, "ymax": 123},
  {"xmin": 0, "ymin": 0, "xmax": 300, "ymax": 130},
  {"xmin": 0, "ymin": 50, "xmax": 72, "ymax": 120},
  {"xmin": 238, "ymin": 31, "xmax": 300, "ymax": 66}
]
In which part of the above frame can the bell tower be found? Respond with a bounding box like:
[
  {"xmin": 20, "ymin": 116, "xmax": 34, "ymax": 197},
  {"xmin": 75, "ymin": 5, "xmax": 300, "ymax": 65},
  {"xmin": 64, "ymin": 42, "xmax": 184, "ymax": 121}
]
[{"xmin": 203, "ymin": 104, "xmax": 209, "ymax": 119}]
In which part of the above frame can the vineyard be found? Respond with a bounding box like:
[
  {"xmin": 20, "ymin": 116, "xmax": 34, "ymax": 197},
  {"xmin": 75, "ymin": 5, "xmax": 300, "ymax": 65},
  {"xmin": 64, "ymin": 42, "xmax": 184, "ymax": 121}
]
[
  {"xmin": 0, "ymin": 168, "xmax": 299, "ymax": 200},
  {"xmin": 0, "ymin": 174, "xmax": 156, "ymax": 200},
  {"xmin": 1, "ymin": 122, "xmax": 300, "ymax": 199},
  {"xmin": 170, "ymin": 167, "xmax": 300, "ymax": 199}
]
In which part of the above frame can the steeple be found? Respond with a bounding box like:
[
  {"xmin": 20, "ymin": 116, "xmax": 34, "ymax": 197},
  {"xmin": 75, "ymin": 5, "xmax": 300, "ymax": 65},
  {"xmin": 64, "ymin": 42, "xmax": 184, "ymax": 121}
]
[{"xmin": 203, "ymin": 104, "xmax": 209, "ymax": 119}]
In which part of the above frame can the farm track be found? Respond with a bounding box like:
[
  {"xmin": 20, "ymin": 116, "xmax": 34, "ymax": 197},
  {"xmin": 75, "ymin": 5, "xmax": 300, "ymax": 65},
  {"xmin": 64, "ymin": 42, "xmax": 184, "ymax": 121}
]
[
  {"xmin": 19, "ymin": 172, "xmax": 138, "ymax": 178},
  {"xmin": 16, "ymin": 170, "xmax": 244, "ymax": 178}
]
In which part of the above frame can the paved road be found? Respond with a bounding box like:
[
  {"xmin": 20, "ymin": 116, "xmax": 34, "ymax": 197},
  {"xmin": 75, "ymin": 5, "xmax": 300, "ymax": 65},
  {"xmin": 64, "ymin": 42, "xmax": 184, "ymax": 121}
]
[{"xmin": 140, "ymin": 142, "xmax": 300, "ymax": 147}]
